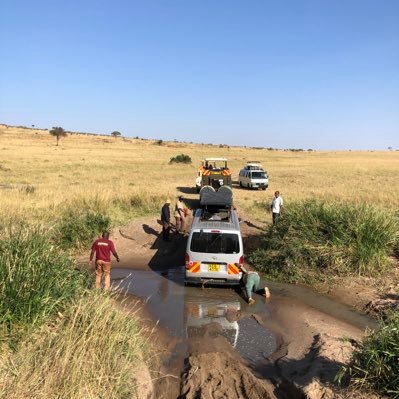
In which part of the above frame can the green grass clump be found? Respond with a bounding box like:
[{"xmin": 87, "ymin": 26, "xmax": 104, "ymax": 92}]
[
  {"xmin": 56, "ymin": 201, "xmax": 111, "ymax": 250},
  {"xmin": 0, "ymin": 291, "xmax": 150, "ymax": 399},
  {"xmin": 0, "ymin": 225, "xmax": 89, "ymax": 335},
  {"xmin": 169, "ymin": 153, "xmax": 192, "ymax": 164},
  {"xmin": 111, "ymin": 194, "xmax": 166, "ymax": 219},
  {"xmin": 249, "ymin": 200, "xmax": 398, "ymax": 283},
  {"xmin": 56, "ymin": 194, "xmax": 167, "ymax": 248},
  {"xmin": 340, "ymin": 312, "xmax": 399, "ymax": 398}
]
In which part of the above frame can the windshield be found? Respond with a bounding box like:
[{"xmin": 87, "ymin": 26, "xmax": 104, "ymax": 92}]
[
  {"xmin": 190, "ymin": 232, "xmax": 240, "ymax": 254},
  {"xmin": 251, "ymin": 172, "xmax": 266, "ymax": 179}
]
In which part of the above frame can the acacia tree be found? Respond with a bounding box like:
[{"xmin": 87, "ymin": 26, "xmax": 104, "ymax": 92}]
[
  {"xmin": 111, "ymin": 131, "xmax": 122, "ymax": 138},
  {"xmin": 49, "ymin": 126, "xmax": 67, "ymax": 146}
]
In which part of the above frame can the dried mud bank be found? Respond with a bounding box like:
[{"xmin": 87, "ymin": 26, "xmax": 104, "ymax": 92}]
[{"xmin": 82, "ymin": 216, "xmax": 382, "ymax": 399}]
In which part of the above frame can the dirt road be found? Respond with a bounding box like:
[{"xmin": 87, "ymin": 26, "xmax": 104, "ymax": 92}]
[{"xmin": 83, "ymin": 215, "xmax": 379, "ymax": 399}]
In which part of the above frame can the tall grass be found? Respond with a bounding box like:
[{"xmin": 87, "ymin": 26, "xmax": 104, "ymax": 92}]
[
  {"xmin": 0, "ymin": 225, "xmax": 89, "ymax": 336},
  {"xmin": 338, "ymin": 313, "xmax": 399, "ymax": 398},
  {"xmin": 56, "ymin": 199, "xmax": 112, "ymax": 250},
  {"xmin": 249, "ymin": 200, "xmax": 399, "ymax": 283},
  {"xmin": 55, "ymin": 194, "xmax": 166, "ymax": 250},
  {"xmin": 0, "ymin": 291, "xmax": 151, "ymax": 399}
]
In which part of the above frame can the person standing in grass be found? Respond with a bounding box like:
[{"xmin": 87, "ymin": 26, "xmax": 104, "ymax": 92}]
[
  {"xmin": 238, "ymin": 265, "xmax": 270, "ymax": 305},
  {"xmin": 90, "ymin": 231, "xmax": 120, "ymax": 290},
  {"xmin": 174, "ymin": 195, "xmax": 185, "ymax": 233},
  {"xmin": 161, "ymin": 199, "xmax": 171, "ymax": 241},
  {"xmin": 271, "ymin": 191, "xmax": 283, "ymax": 224}
]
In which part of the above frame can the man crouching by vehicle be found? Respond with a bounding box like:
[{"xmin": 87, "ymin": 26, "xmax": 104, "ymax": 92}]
[
  {"xmin": 90, "ymin": 231, "xmax": 120, "ymax": 290},
  {"xmin": 238, "ymin": 265, "xmax": 270, "ymax": 304}
]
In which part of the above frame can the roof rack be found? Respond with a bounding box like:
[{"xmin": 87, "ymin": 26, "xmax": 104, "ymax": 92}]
[{"xmin": 199, "ymin": 185, "xmax": 232, "ymax": 208}]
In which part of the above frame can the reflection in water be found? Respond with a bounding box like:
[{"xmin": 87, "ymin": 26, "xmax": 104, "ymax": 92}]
[
  {"xmin": 112, "ymin": 267, "xmax": 276, "ymax": 362},
  {"xmin": 185, "ymin": 297, "xmax": 241, "ymax": 347}
]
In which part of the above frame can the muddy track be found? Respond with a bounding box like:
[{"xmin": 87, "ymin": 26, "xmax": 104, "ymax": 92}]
[{"xmin": 81, "ymin": 214, "xmax": 379, "ymax": 399}]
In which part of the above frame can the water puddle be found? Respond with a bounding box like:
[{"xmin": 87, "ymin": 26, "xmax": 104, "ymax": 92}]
[
  {"xmin": 266, "ymin": 281, "xmax": 378, "ymax": 331},
  {"xmin": 112, "ymin": 267, "xmax": 277, "ymax": 364}
]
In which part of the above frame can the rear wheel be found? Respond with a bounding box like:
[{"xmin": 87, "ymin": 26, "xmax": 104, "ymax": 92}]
[
  {"xmin": 239, "ymin": 181, "xmax": 243, "ymax": 187},
  {"xmin": 262, "ymin": 187, "xmax": 266, "ymax": 191}
]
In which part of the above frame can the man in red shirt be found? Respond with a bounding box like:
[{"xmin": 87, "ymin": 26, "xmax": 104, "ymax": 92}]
[{"xmin": 90, "ymin": 232, "xmax": 120, "ymax": 289}]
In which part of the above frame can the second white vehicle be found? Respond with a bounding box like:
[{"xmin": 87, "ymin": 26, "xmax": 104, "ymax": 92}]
[{"xmin": 239, "ymin": 162, "xmax": 268, "ymax": 190}]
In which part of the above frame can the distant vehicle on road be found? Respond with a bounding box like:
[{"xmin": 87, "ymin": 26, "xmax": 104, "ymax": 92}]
[
  {"xmin": 239, "ymin": 162, "xmax": 268, "ymax": 190},
  {"xmin": 195, "ymin": 158, "xmax": 232, "ymax": 193},
  {"xmin": 185, "ymin": 186, "xmax": 244, "ymax": 286}
]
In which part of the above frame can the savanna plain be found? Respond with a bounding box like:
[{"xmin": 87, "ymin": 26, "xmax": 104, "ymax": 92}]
[{"xmin": 0, "ymin": 124, "xmax": 398, "ymax": 399}]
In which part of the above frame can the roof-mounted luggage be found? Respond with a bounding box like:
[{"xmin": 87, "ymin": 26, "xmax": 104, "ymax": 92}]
[{"xmin": 199, "ymin": 185, "xmax": 232, "ymax": 208}]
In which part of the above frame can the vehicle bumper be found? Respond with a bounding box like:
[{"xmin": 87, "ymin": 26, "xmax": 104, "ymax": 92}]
[
  {"xmin": 185, "ymin": 276, "xmax": 241, "ymax": 286},
  {"xmin": 250, "ymin": 181, "xmax": 269, "ymax": 188}
]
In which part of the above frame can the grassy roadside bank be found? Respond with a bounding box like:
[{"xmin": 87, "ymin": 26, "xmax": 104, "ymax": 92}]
[
  {"xmin": 248, "ymin": 200, "xmax": 399, "ymax": 398},
  {"xmin": 338, "ymin": 313, "xmax": 399, "ymax": 398},
  {"xmin": 249, "ymin": 200, "xmax": 399, "ymax": 284},
  {"xmin": 0, "ymin": 224, "xmax": 152, "ymax": 399}
]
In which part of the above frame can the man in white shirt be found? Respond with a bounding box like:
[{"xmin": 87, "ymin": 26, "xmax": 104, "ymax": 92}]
[{"xmin": 271, "ymin": 191, "xmax": 283, "ymax": 225}]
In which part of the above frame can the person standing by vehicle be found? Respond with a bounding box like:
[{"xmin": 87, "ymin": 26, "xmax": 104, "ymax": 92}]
[
  {"xmin": 239, "ymin": 265, "xmax": 270, "ymax": 305},
  {"xmin": 90, "ymin": 232, "xmax": 120, "ymax": 290},
  {"xmin": 271, "ymin": 191, "xmax": 283, "ymax": 224},
  {"xmin": 161, "ymin": 199, "xmax": 171, "ymax": 241},
  {"xmin": 174, "ymin": 195, "xmax": 185, "ymax": 233}
]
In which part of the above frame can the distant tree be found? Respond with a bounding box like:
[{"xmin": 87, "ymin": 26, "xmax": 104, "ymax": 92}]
[
  {"xmin": 111, "ymin": 131, "xmax": 122, "ymax": 138},
  {"xmin": 31, "ymin": 124, "xmax": 35, "ymax": 128},
  {"xmin": 49, "ymin": 126, "xmax": 67, "ymax": 146}
]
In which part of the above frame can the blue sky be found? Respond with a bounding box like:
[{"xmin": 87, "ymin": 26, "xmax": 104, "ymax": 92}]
[{"xmin": 1, "ymin": 0, "xmax": 398, "ymax": 150}]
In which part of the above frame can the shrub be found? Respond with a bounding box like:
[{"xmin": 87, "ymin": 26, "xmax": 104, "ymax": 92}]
[
  {"xmin": 0, "ymin": 225, "xmax": 89, "ymax": 334},
  {"xmin": 169, "ymin": 154, "xmax": 192, "ymax": 164},
  {"xmin": 0, "ymin": 291, "xmax": 150, "ymax": 399},
  {"xmin": 339, "ymin": 313, "xmax": 399, "ymax": 398},
  {"xmin": 249, "ymin": 200, "xmax": 398, "ymax": 283},
  {"xmin": 57, "ymin": 204, "xmax": 111, "ymax": 250}
]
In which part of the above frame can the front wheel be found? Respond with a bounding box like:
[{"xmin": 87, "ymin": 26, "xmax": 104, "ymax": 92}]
[{"xmin": 262, "ymin": 187, "xmax": 266, "ymax": 191}]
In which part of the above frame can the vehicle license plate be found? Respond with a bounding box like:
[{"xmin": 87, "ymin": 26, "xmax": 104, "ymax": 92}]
[{"xmin": 208, "ymin": 264, "xmax": 220, "ymax": 272}]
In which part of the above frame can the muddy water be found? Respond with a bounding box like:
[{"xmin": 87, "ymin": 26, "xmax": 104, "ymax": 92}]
[
  {"xmin": 112, "ymin": 265, "xmax": 378, "ymax": 372},
  {"xmin": 267, "ymin": 281, "xmax": 378, "ymax": 331},
  {"xmin": 112, "ymin": 267, "xmax": 277, "ymax": 365}
]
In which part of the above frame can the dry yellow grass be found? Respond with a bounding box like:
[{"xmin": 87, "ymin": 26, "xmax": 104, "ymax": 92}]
[{"xmin": 1, "ymin": 124, "xmax": 398, "ymax": 223}]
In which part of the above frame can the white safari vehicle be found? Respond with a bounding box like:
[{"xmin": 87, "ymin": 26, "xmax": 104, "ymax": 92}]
[
  {"xmin": 239, "ymin": 161, "xmax": 268, "ymax": 190},
  {"xmin": 185, "ymin": 186, "xmax": 244, "ymax": 286}
]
